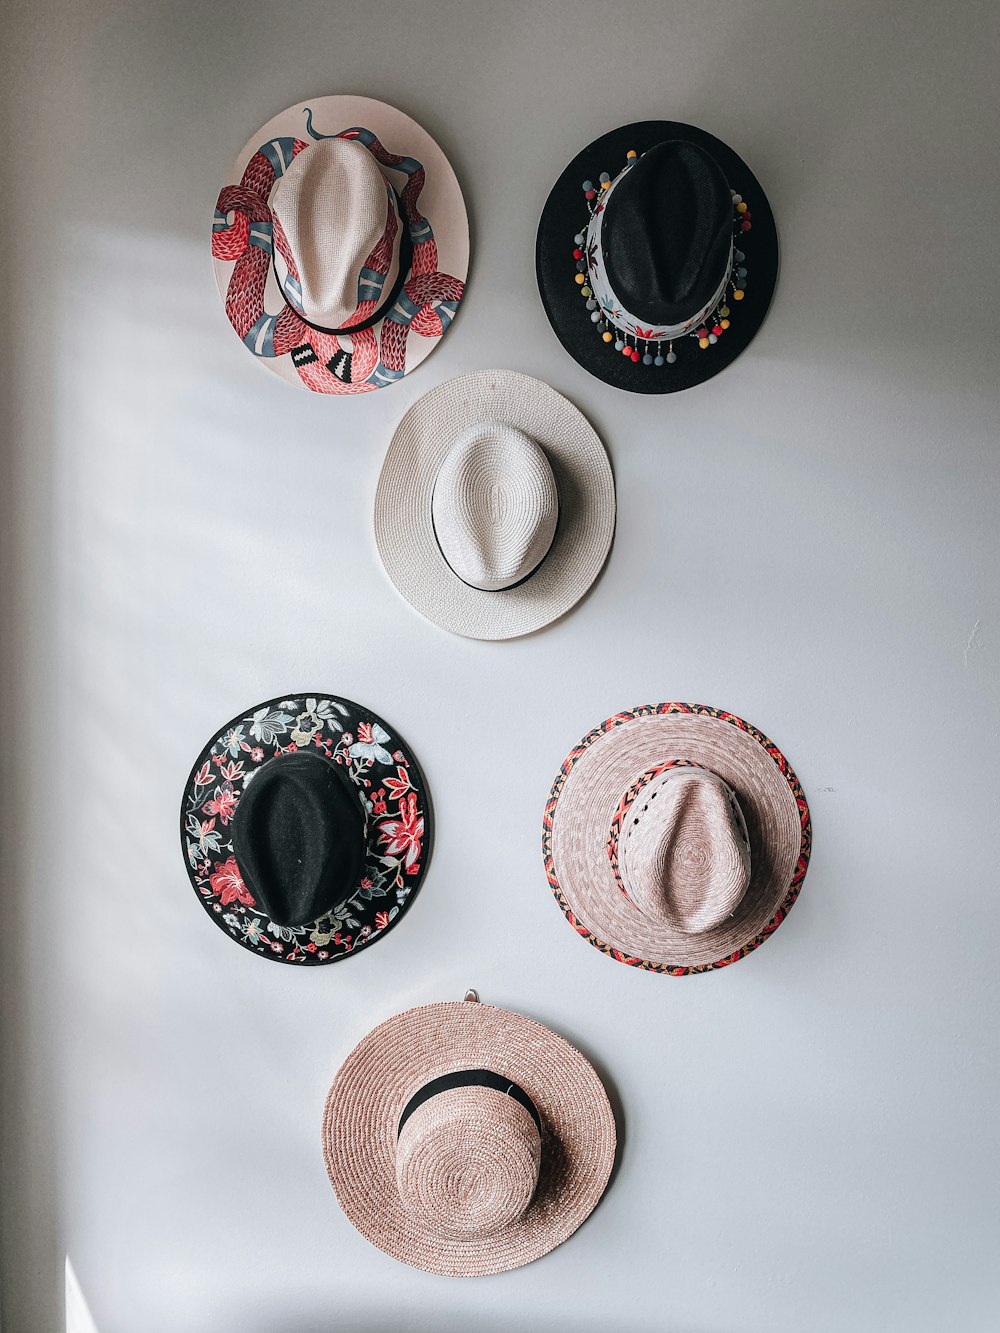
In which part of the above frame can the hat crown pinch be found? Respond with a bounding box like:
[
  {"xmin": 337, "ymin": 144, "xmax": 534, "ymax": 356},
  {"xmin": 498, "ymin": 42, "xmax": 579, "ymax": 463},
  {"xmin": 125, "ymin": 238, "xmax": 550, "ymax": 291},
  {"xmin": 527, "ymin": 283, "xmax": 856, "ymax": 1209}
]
[
  {"xmin": 395, "ymin": 1086, "xmax": 542, "ymax": 1239},
  {"xmin": 619, "ymin": 767, "xmax": 751, "ymax": 934},
  {"xmin": 271, "ymin": 136, "xmax": 399, "ymax": 329},
  {"xmin": 431, "ymin": 423, "xmax": 559, "ymax": 592}
]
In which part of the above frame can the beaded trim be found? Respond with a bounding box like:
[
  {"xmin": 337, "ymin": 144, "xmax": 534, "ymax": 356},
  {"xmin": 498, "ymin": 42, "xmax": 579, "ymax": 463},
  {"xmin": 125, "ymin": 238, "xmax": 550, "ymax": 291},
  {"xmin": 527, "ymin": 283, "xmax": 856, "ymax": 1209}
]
[{"xmin": 572, "ymin": 147, "xmax": 753, "ymax": 368}]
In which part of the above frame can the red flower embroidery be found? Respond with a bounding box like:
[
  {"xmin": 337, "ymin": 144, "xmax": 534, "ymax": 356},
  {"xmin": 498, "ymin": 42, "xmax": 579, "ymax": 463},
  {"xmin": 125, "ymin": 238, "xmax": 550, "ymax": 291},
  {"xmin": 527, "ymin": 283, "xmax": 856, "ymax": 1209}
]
[
  {"xmin": 375, "ymin": 911, "xmax": 390, "ymax": 930},
  {"xmin": 209, "ymin": 856, "xmax": 254, "ymax": 907},
  {"xmin": 202, "ymin": 785, "xmax": 238, "ymax": 825},
  {"xmin": 378, "ymin": 792, "xmax": 424, "ymax": 870},
  {"xmin": 384, "ymin": 765, "xmax": 411, "ymax": 801}
]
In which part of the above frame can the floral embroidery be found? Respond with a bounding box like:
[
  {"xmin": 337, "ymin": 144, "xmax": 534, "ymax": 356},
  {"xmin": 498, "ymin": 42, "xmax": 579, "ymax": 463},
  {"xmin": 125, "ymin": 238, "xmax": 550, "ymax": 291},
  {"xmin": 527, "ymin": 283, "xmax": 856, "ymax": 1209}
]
[
  {"xmin": 202, "ymin": 784, "xmax": 238, "ymax": 825},
  {"xmin": 349, "ymin": 721, "xmax": 394, "ymax": 765},
  {"xmin": 181, "ymin": 695, "xmax": 429, "ymax": 966},
  {"xmin": 209, "ymin": 857, "xmax": 254, "ymax": 907},
  {"xmin": 378, "ymin": 791, "xmax": 424, "ymax": 872}
]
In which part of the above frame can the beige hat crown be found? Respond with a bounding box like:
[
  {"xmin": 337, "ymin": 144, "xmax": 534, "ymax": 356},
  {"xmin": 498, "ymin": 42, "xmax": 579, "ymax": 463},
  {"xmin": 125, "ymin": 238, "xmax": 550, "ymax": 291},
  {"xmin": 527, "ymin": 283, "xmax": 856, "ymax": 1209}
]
[
  {"xmin": 396, "ymin": 1081, "xmax": 542, "ymax": 1239},
  {"xmin": 618, "ymin": 766, "xmax": 751, "ymax": 933},
  {"xmin": 430, "ymin": 423, "xmax": 559, "ymax": 592},
  {"xmin": 271, "ymin": 137, "xmax": 401, "ymax": 329}
]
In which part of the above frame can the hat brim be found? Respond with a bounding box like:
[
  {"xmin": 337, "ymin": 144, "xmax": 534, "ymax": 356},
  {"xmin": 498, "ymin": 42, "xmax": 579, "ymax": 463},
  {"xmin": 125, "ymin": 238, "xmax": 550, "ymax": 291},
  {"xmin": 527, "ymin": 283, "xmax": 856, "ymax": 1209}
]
[
  {"xmin": 179, "ymin": 693, "xmax": 431, "ymax": 965},
  {"xmin": 375, "ymin": 370, "xmax": 616, "ymax": 640},
  {"xmin": 323, "ymin": 1001, "xmax": 616, "ymax": 1276},
  {"xmin": 542, "ymin": 704, "xmax": 811, "ymax": 972},
  {"xmin": 536, "ymin": 122, "xmax": 778, "ymax": 394},
  {"xmin": 213, "ymin": 95, "xmax": 469, "ymax": 394}
]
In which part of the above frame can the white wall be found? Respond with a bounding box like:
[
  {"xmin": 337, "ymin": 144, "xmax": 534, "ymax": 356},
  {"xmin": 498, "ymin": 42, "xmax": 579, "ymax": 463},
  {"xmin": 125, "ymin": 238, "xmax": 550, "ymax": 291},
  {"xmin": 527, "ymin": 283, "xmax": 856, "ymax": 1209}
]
[{"xmin": 2, "ymin": 2, "xmax": 998, "ymax": 1330}]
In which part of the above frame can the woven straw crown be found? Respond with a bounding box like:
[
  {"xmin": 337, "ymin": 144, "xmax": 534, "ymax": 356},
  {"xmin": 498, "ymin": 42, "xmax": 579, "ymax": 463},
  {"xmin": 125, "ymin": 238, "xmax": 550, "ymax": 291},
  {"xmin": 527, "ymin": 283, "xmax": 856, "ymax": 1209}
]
[
  {"xmin": 395, "ymin": 1083, "xmax": 542, "ymax": 1239},
  {"xmin": 617, "ymin": 767, "xmax": 751, "ymax": 933},
  {"xmin": 271, "ymin": 137, "xmax": 401, "ymax": 329},
  {"xmin": 374, "ymin": 370, "xmax": 616, "ymax": 640},
  {"xmin": 431, "ymin": 423, "xmax": 559, "ymax": 591},
  {"xmin": 545, "ymin": 706, "xmax": 810, "ymax": 973}
]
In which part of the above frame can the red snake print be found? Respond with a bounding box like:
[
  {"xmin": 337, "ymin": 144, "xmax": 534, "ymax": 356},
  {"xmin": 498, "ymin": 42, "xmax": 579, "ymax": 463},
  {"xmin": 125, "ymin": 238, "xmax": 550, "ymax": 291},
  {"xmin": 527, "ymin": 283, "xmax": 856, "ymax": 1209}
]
[{"xmin": 212, "ymin": 129, "xmax": 463, "ymax": 394}]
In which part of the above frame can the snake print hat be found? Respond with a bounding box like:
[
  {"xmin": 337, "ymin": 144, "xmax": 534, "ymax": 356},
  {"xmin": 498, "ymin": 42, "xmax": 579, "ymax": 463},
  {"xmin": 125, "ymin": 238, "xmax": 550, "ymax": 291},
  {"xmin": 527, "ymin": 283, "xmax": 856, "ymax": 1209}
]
[{"xmin": 212, "ymin": 95, "xmax": 469, "ymax": 395}]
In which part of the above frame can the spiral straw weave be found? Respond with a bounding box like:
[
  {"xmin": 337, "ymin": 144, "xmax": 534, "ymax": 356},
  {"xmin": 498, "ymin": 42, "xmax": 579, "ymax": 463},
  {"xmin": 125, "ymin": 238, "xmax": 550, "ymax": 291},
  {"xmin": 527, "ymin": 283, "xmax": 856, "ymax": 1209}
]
[{"xmin": 323, "ymin": 1000, "xmax": 616, "ymax": 1276}]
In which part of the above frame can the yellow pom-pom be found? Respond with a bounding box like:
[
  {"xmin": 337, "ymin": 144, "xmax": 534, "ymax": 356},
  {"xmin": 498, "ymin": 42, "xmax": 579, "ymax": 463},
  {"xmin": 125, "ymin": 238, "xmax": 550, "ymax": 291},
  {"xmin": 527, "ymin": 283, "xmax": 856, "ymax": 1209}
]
[
  {"xmin": 720, "ymin": 318, "xmax": 730, "ymax": 330},
  {"xmin": 732, "ymin": 288, "xmax": 745, "ymax": 301},
  {"xmin": 575, "ymin": 272, "xmax": 585, "ymax": 284},
  {"xmin": 626, "ymin": 149, "xmax": 637, "ymax": 159},
  {"xmin": 602, "ymin": 331, "xmax": 613, "ymax": 343},
  {"xmin": 601, "ymin": 178, "xmax": 611, "ymax": 189},
  {"xmin": 736, "ymin": 201, "xmax": 748, "ymax": 214},
  {"xmin": 698, "ymin": 337, "xmax": 710, "ymax": 349}
]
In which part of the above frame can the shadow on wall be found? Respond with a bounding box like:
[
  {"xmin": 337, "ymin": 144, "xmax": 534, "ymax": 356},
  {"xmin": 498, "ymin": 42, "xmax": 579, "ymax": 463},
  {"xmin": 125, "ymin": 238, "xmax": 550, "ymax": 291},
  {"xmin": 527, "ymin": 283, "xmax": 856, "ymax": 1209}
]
[{"xmin": 242, "ymin": 1318, "xmax": 722, "ymax": 1333}]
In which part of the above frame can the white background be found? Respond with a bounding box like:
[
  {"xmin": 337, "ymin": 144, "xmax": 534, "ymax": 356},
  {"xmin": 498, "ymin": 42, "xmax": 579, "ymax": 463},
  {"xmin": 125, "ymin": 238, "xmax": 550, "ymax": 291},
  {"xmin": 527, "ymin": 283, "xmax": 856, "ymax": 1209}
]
[{"xmin": 2, "ymin": 2, "xmax": 998, "ymax": 1330}]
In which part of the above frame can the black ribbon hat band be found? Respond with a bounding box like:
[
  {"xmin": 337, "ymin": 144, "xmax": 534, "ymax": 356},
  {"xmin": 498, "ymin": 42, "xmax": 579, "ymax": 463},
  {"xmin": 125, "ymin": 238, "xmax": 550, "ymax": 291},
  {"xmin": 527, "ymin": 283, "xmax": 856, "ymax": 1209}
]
[{"xmin": 397, "ymin": 1069, "xmax": 543, "ymax": 1138}]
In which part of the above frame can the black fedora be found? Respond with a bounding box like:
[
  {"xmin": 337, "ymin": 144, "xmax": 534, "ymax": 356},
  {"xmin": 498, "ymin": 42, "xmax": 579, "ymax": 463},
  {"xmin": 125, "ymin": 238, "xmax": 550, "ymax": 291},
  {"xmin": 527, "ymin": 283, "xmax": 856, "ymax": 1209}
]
[
  {"xmin": 180, "ymin": 693, "xmax": 431, "ymax": 966},
  {"xmin": 536, "ymin": 121, "xmax": 778, "ymax": 394}
]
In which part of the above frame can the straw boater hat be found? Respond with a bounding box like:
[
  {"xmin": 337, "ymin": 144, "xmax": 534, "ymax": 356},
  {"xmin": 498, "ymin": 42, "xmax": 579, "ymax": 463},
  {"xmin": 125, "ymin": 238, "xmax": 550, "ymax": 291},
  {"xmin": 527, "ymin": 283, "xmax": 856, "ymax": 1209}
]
[
  {"xmin": 536, "ymin": 121, "xmax": 777, "ymax": 393},
  {"xmin": 542, "ymin": 703, "xmax": 812, "ymax": 973},
  {"xmin": 179, "ymin": 693, "xmax": 431, "ymax": 965},
  {"xmin": 212, "ymin": 95, "xmax": 468, "ymax": 394},
  {"xmin": 374, "ymin": 370, "xmax": 616, "ymax": 640},
  {"xmin": 323, "ymin": 993, "xmax": 616, "ymax": 1276}
]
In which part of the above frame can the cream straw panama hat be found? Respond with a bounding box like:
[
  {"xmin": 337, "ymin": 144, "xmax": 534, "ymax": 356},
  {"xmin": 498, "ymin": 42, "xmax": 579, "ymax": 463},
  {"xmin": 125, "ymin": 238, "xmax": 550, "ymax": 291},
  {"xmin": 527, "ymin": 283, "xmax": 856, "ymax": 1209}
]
[
  {"xmin": 374, "ymin": 370, "xmax": 616, "ymax": 639},
  {"xmin": 543, "ymin": 703, "xmax": 812, "ymax": 974},
  {"xmin": 323, "ymin": 993, "xmax": 616, "ymax": 1276},
  {"xmin": 212, "ymin": 95, "xmax": 468, "ymax": 394}
]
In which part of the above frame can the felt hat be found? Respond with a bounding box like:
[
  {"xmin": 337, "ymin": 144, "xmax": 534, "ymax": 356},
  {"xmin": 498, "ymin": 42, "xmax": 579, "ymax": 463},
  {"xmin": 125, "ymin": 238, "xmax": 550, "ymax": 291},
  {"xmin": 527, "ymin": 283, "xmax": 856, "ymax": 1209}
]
[
  {"xmin": 536, "ymin": 121, "xmax": 777, "ymax": 393},
  {"xmin": 323, "ymin": 993, "xmax": 616, "ymax": 1276},
  {"xmin": 180, "ymin": 693, "xmax": 431, "ymax": 965},
  {"xmin": 542, "ymin": 703, "xmax": 811, "ymax": 973},
  {"xmin": 212, "ymin": 95, "xmax": 468, "ymax": 394},
  {"xmin": 374, "ymin": 370, "xmax": 616, "ymax": 640}
]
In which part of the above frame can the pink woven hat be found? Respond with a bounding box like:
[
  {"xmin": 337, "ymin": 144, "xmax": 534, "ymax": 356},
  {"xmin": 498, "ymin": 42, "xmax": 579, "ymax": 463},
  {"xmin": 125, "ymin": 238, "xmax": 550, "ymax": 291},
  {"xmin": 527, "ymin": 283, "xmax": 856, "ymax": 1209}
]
[
  {"xmin": 212, "ymin": 95, "xmax": 468, "ymax": 394},
  {"xmin": 323, "ymin": 993, "xmax": 616, "ymax": 1276},
  {"xmin": 542, "ymin": 703, "xmax": 812, "ymax": 974}
]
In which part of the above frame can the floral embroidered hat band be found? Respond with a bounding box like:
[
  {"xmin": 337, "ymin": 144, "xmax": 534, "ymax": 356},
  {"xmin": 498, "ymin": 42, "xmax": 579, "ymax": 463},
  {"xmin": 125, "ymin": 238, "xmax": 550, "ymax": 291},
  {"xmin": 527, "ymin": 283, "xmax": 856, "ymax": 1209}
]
[
  {"xmin": 536, "ymin": 121, "xmax": 778, "ymax": 394},
  {"xmin": 179, "ymin": 694, "xmax": 430, "ymax": 965}
]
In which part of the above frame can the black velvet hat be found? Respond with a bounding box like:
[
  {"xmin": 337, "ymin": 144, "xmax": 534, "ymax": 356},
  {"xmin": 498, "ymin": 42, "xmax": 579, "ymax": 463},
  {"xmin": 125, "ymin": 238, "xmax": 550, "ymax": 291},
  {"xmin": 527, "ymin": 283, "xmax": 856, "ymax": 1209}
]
[
  {"xmin": 536, "ymin": 121, "xmax": 778, "ymax": 394},
  {"xmin": 180, "ymin": 693, "xmax": 431, "ymax": 966}
]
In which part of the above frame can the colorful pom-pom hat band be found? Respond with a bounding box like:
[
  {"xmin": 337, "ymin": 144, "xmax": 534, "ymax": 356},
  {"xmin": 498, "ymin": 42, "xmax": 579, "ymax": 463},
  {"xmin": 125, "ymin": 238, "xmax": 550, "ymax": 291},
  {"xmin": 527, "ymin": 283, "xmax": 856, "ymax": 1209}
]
[
  {"xmin": 375, "ymin": 370, "xmax": 616, "ymax": 640},
  {"xmin": 536, "ymin": 122, "xmax": 777, "ymax": 394},
  {"xmin": 323, "ymin": 994, "xmax": 616, "ymax": 1276},
  {"xmin": 542, "ymin": 704, "xmax": 811, "ymax": 973},
  {"xmin": 179, "ymin": 693, "xmax": 431, "ymax": 966},
  {"xmin": 212, "ymin": 96, "xmax": 468, "ymax": 394}
]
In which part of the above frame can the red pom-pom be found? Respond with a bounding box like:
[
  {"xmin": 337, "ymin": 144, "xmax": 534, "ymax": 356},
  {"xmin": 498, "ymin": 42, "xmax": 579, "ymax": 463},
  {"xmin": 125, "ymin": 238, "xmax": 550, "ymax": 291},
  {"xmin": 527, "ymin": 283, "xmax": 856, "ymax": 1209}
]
[
  {"xmin": 630, "ymin": 349, "xmax": 641, "ymax": 362},
  {"xmin": 585, "ymin": 189, "xmax": 596, "ymax": 200},
  {"xmin": 741, "ymin": 219, "xmax": 751, "ymax": 232},
  {"xmin": 621, "ymin": 344, "xmax": 632, "ymax": 356},
  {"xmin": 573, "ymin": 248, "xmax": 583, "ymax": 260},
  {"xmin": 697, "ymin": 327, "xmax": 708, "ymax": 339},
  {"xmin": 712, "ymin": 324, "xmax": 723, "ymax": 336}
]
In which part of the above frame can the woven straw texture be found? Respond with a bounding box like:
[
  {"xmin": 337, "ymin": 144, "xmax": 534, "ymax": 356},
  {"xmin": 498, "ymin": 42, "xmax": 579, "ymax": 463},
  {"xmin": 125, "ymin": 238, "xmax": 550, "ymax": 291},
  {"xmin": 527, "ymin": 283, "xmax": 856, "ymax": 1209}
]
[
  {"xmin": 430, "ymin": 423, "xmax": 559, "ymax": 591},
  {"xmin": 544, "ymin": 705, "xmax": 810, "ymax": 972},
  {"xmin": 617, "ymin": 767, "xmax": 751, "ymax": 933},
  {"xmin": 272, "ymin": 137, "xmax": 401, "ymax": 328},
  {"xmin": 374, "ymin": 371, "xmax": 616, "ymax": 639},
  {"xmin": 323, "ymin": 1000, "xmax": 616, "ymax": 1276}
]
